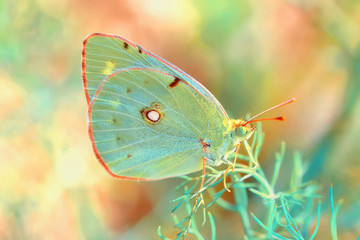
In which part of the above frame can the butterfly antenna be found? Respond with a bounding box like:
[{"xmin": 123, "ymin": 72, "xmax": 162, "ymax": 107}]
[{"xmin": 245, "ymin": 98, "xmax": 295, "ymax": 124}]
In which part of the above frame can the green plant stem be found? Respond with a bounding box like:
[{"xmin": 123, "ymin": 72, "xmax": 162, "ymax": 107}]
[
  {"xmin": 184, "ymin": 196, "xmax": 204, "ymax": 240},
  {"xmin": 232, "ymin": 166, "xmax": 275, "ymax": 198},
  {"xmin": 233, "ymin": 176, "xmax": 253, "ymax": 239},
  {"xmin": 161, "ymin": 125, "xmax": 342, "ymax": 239}
]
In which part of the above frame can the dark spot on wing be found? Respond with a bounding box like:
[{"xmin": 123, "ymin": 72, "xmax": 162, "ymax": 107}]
[
  {"xmin": 169, "ymin": 77, "xmax": 181, "ymax": 88},
  {"xmin": 127, "ymin": 154, "xmax": 132, "ymax": 158},
  {"xmin": 123, "ymin": 42, "xmax": 129, "ymax": 49},
  {"xmin": 126, "ymin": 88, "xmax": 132, "ymax": 93},
  {"xmin": 138, "ymin": 47, "xmax": 143, "ymax": 54},
  {"xmin": 112, "ymin": 117, "xmax": 121, "ymax": 126}
]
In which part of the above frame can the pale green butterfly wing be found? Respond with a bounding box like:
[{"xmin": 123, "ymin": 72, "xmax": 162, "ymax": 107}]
[
  {"xmin": 82, "ymin": 33, "xmax": 227, "ymax": 117},
  {"xmin": 83, "ymin": 33, "xmax": 231, "ymax": 179}
]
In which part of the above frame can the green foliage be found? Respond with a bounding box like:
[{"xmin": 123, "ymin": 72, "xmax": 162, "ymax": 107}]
[{"xmin": 158, "ymin": 124, "xmax": 342, "ymax": 239}]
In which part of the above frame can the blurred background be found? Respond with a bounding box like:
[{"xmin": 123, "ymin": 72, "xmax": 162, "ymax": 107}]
[{"xmin": 0, "ymin": 0, "xmax": 359, "ymax": 239}]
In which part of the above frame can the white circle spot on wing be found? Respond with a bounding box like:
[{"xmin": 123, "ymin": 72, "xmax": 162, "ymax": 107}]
[{"xmin": 147, "ymin": 110, "xmax": 160, "ymax": 122}]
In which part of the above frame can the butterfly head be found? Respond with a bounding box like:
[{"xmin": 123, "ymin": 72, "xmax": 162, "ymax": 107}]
[
  {"xmin": 231, "ymin": 119, "xmax": 255, "ymax": 141},
  {"xmin": 229, "ymin": 98, "xmax": 296, "ymax": 143}
]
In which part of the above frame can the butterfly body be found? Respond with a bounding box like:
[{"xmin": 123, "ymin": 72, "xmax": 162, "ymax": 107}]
[{"xmin": 83, "ymin": 33, "xmax": 254, "ymax": 180}]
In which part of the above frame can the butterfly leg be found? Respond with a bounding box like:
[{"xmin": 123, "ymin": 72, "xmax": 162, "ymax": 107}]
[
  {"xmin": 195, "ymin": 157, "xmax": 207, "ymax": 205},
  {"xmin": 223, "ymin": 166, "xmax": 232, "ymax": 192},
  {"xmin": 222, "ymin": 143, "xmax": 241, "ymax": 192},
  {"xmin": 186, "ymin": 158, "xmax": 207, "ymax": 235},
  {"xmin": 237, "ymin": 139, "xmax": 258, "ymax": 183},
  {"xmin": 243, "ymin": 139, "xmax": 258, "ymax": 170},
  {"xmin": 232, "ymin": 142, "xmax": 241, "ymax": 171},
  {"xmin": 186, "ymin": 159, "xmax": 207, "ymax": 237},
  {"xmin": 200, "ymin": 157, "xmax": 207, "ymax": 194}
]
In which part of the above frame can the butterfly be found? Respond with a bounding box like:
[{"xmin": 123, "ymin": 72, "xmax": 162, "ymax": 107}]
[{"xmin": 82, "ymin": 33, "xmax": 294, "ymax": 181}]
